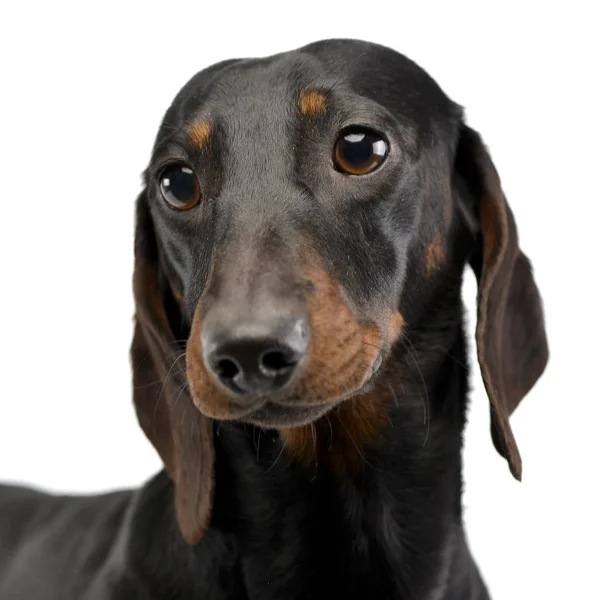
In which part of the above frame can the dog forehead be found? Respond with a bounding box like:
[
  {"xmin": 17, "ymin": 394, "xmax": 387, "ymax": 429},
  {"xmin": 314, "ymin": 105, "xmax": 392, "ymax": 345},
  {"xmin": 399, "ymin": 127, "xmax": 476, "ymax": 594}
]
[
  {"xmin": 171, "ymin": 40, "xmax": 454, "ymax": 135},
  {"xmin": 179, "ymin": 55, "xmax": 323, "ymax": 126},
  {"xmin": 299, "ymin": 40, "xmax": 457, "ymax": 124}
]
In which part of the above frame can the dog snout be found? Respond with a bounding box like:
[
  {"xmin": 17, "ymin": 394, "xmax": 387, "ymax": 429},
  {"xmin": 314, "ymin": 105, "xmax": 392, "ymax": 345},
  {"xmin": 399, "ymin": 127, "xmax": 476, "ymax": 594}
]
[{"xmin": 201, "ymin": 315, "xmax": 309, "ymax": 398}]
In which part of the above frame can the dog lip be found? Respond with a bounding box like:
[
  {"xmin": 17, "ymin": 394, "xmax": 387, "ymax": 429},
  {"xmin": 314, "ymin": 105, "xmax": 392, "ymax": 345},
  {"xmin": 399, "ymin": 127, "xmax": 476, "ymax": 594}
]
[
  {"xmin": 371, "ymin": 353, "xmax": 383, "ymax": 377},
  {"xmin": 212, "ymin": 399, "xmax": 332, "ymax": 428},
  {"xmin": 228, "ymin": 398, "xmax": 268, "ymax": 419},
  {"xmin": 242, "ymin": 401, "xmax": 336, "ymax": 428}
]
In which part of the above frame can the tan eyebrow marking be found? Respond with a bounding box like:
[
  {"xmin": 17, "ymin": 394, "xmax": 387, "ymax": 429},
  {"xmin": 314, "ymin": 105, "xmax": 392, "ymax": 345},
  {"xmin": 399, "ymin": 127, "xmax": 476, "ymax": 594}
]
[
  {"xmin": 189, "ymin": 121, "xmax": 211, "ymax": 150},
  {"xmin": 298, "ymin": 89, "xmax": 328, "ymax": 117}
]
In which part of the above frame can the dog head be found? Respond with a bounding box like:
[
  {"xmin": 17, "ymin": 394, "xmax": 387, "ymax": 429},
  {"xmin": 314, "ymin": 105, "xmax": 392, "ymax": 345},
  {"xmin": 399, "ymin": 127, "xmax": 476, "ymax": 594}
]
[{"xmin": 131, "ymin": 39, "xmax": 548, "ymax": 543}]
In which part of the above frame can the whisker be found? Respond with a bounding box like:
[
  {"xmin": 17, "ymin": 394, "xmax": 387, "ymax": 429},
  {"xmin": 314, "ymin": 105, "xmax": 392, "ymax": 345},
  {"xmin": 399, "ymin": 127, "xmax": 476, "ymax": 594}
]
[
  {"xmin": 151, "ymin": 376, "xmax": 187, "ymax": 430},
  {"xmin": 399, "ymin": 333, "xmax": 430, "ymax": 447},
  {"xmin": 156, "ymin": 352, "xmax": 187, "ymax": 405},
  {"xmin": 447, "ymin": 352, "xmax": 468, "ymax": 370},
  {"xmin": 256, "ymin": 428, "xmax": 262, "ymax": 461},
  {"xmin": 172, "ymin": 381, "xmax": 189, "ymax": 407},
  {"xmin": 265, "ymin": 441, "xmax": 286, "ymax": 474},
  {"xmin": 310, "ymin": 423, "xmax": 319, "ymax": 471},
  {"xmin": 388, "ymin": 383, "xmax": 399, "ymax": 409},
  {"xmin": 325, "ymin": 415, "xmax": 334, "ymax": 451},
  {"xmin": 171, "ymin": 382, "xmax": 190, "ymax": 431},
  {"xmin": 331, "ymin": 410, "xmax": 381, "ymax": 473},
  {"xmin": 360, "ymin": 339, "xmax": 386, "ymax": 353},
  {"xmin": 135, "ymin": 368, "xmax": 187, "ymax": 389}
]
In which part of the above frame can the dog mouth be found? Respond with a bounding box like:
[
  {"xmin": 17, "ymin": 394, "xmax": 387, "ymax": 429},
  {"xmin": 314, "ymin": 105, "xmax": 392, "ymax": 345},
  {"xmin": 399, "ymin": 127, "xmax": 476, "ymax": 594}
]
[
  {"xmin": 242, "ymin": 401, "xmax": 338, "ymax": 428},
  {"xmin": 220, "ymin": 350, "xmax": 384, "ymax": 428}
]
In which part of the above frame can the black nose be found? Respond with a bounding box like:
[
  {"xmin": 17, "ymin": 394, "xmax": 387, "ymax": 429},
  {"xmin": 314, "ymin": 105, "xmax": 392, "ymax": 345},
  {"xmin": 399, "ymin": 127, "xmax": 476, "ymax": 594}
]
[{"xmin": 202, "ymin": 317, "xmax": 309, "ymax": 397}]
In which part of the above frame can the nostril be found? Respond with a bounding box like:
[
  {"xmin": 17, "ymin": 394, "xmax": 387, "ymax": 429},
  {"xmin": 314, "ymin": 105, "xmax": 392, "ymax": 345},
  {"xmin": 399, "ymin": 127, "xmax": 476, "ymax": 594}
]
[
  {"xmin": 214, "ymin": 357, "xmax": 240, "ymax": 380},
  {"xmin": 202, "ymin": 315, "xmax": 309, "ymax": 396},
  {"xmin": 260, "ymin": 349, "xmax": 298, "ymax": 375}
]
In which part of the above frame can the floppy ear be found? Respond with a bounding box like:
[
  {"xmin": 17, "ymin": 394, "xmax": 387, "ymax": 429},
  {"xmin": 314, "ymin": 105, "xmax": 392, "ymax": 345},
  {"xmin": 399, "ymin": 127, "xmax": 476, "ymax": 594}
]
[
  {"xmin": 131, "ymin": 188, "xmax": 214, "ymax": 544},
  {"xmin": 454, "ymin": 124, "xmax": 549, "ymax": 480}
]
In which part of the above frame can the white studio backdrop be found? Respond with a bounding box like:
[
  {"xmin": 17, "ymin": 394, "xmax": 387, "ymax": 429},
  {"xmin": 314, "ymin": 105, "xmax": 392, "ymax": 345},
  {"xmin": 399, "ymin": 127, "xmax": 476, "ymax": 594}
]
[{"xmin": 0, "ymin": 2, "xmax": 598, "ymax": 598}]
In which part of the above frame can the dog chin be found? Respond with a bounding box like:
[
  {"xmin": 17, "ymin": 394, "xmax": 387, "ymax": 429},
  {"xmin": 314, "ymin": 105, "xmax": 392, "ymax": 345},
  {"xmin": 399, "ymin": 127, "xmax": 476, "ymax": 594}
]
[
  {"xmin": 238, "ymin": 378, "xmax": 385, "ymax": 428},
  {"xmin": 240, "ymin": 400, "xmax": 337, "ymax": 429}
]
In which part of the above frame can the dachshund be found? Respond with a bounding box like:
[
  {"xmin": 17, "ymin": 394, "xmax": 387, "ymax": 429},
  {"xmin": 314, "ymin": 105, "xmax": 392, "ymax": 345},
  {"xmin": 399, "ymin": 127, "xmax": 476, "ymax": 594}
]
[{"xmin": 0, "ymin": 39, "xmax": 548, "ymax": 599}]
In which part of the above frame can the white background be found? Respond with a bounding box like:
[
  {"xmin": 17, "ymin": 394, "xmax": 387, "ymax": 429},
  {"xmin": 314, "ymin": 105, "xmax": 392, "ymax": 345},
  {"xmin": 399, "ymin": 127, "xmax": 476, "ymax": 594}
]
[{"xmin": 0, "ymin": 2, "xmax": 598, "ymax": 598}]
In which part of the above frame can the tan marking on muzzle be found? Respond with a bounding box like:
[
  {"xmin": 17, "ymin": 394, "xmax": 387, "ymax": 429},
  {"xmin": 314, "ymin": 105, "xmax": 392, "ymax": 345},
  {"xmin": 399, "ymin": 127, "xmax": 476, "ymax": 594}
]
[
  {"xmin": 387, "ymin": 311, "xmax": 405, "ymax": 342},
  {"xmin": 280, "ymin": 259, "xmax": 406, "ymax": 477},
  {"xmin": 187, "ymin": 310, "xmax": 243, "ymax": 419},
  {"xmin": 293, "ymin": 260, "xmax": 382, "ymax": 401},
  {"xmin": 186, "ymin": 248, "xmax": 405, "ymax": 457}
]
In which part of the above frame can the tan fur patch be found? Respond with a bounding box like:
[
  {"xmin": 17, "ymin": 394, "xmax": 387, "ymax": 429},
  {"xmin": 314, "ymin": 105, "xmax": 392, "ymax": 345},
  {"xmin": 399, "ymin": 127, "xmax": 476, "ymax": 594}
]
[
  {"xmin": 298, "ymin": 89, "xmax": 328, "ymax": 117},
  {"xmin": 294, "ymin": 260, "xmax": 382, "ymax": 401},
  {"xmin": 281, "ymin": 386, "xmax": 390, "ymax": 477},
  {"xmin": 426, "ymin": 234, "xmax": 446, "ymax": 277},
  {"xmin": 280, "ymin": 260, "xmax": 403, "ymax": 477},
  {"xmin": 189, "ymin": 121, "xmax": 211, "ymax": 150},
  {"xmin": 388, "ymin": 311, "xmax": 405, "ymax": 342}
]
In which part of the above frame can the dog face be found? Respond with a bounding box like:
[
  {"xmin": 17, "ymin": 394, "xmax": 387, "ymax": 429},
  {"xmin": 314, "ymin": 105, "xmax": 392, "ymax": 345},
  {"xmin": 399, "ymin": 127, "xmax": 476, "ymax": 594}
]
[
  {"xmin": 131, "ymin": 39, "xmax": 548, "ymax": 543},
  {"xmin": 143, "ymin": 42, "xmax": 456, "ymax": 424}
]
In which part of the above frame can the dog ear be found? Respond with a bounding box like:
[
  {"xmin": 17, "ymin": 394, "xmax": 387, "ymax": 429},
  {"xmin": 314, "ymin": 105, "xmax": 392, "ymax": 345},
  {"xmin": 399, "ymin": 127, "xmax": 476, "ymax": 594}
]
[
  {"xmin": 131, "ymin": 188, "xmax": 214, "ymax": 544},
  {"xmin": 454, "ymin": 124, "xmax": 548, "ymax": 480}
]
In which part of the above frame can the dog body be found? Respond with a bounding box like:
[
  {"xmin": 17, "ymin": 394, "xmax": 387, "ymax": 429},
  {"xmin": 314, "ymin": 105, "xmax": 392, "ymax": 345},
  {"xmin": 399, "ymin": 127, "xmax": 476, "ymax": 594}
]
[
  {"xmin": 0, "ymin": 427, "xmax": 482, "ymax": 599},
  {"xmin": 0, "ymin": 39, "xmax": 547, "ymax": 599}
]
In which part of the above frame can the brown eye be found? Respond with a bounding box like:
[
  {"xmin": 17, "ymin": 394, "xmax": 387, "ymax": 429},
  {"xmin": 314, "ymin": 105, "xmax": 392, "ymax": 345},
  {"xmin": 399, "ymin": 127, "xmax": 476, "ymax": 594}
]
[
  {"xmin": 334, "ymin": 128, "xmax": 388, "ymax": 175},
  {"xmin": 160, "ymin": 165, "xmax": 201, "ymax": 210}
]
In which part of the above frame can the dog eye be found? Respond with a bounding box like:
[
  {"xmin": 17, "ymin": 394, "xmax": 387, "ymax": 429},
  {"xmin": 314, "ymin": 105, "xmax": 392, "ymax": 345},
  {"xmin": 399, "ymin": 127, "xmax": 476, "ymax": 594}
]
[
  {"xmin": 334, "ymin": 128, "xmax": 388, "ymax": 175},
  {"xmin": 159, "ymin": 165, "xmax": 201, "ymax": 210}
]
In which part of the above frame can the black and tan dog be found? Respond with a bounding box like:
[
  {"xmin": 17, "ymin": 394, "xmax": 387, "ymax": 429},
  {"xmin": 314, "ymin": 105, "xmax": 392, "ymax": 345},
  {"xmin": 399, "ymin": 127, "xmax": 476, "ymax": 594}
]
[{"xmin": 0, "ymin": 39, "xmax": 548, "ymax": 599}]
